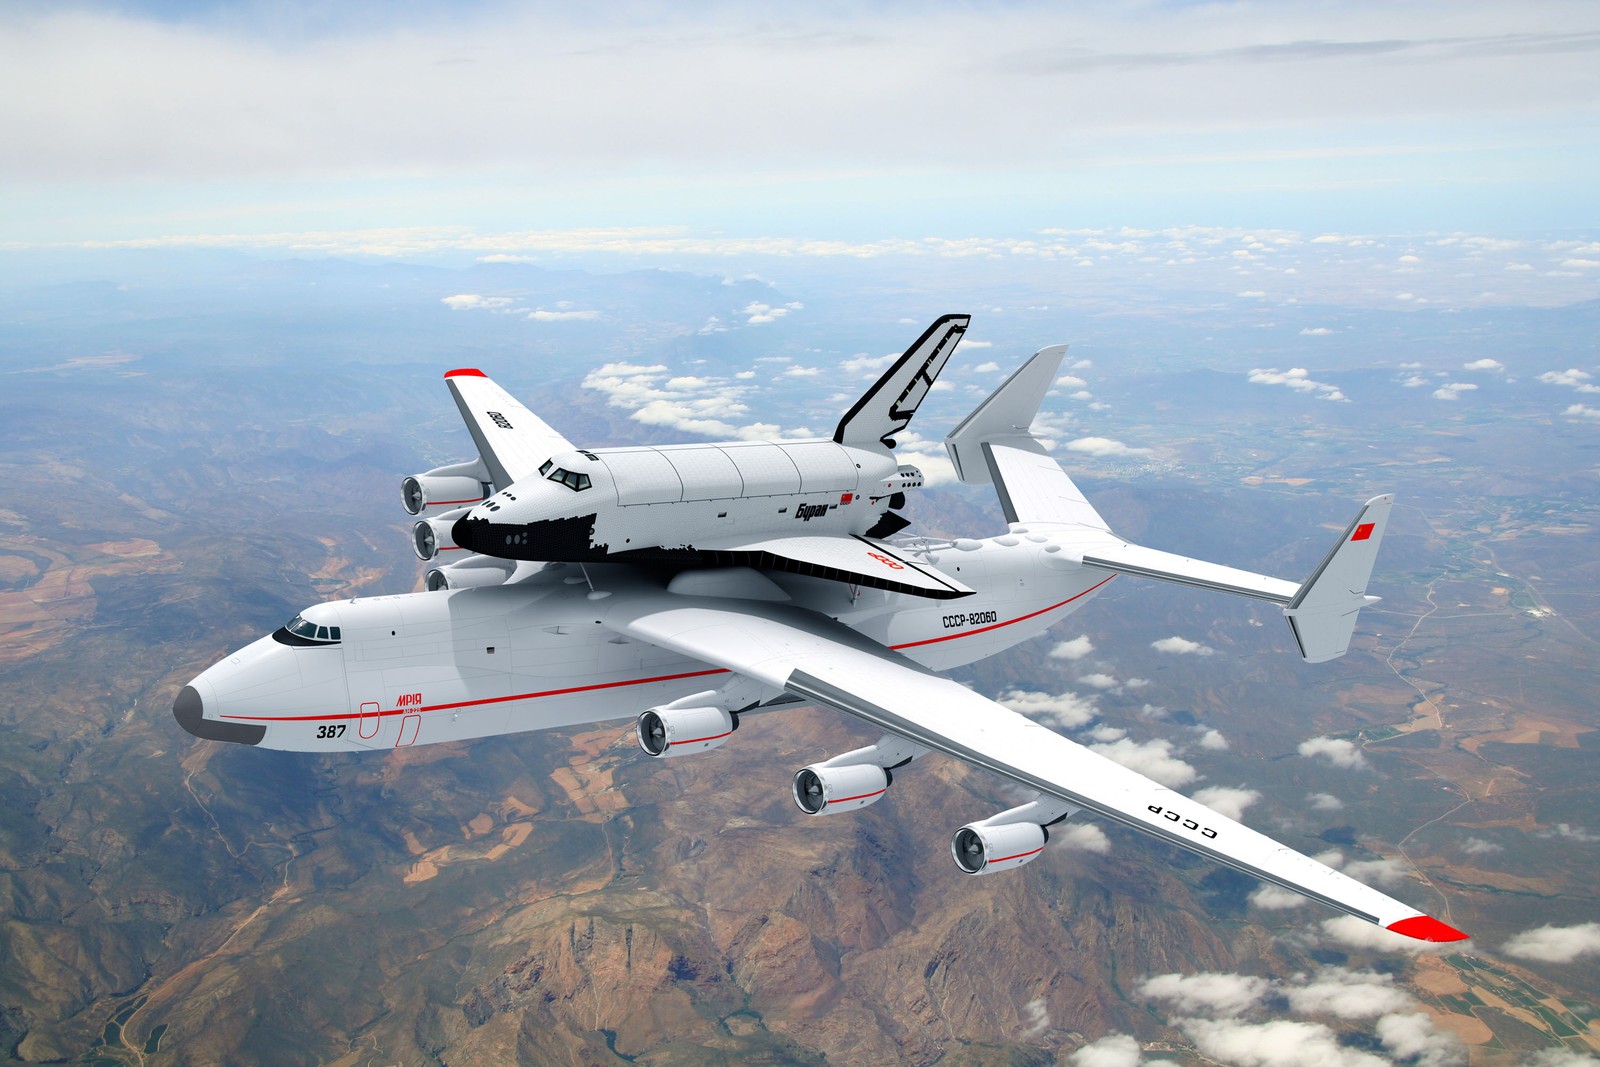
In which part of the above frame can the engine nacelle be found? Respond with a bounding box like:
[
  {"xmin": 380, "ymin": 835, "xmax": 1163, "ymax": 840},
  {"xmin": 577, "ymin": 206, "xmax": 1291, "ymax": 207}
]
[
  {"xmin": 402, "ymin": 460, "xmax": 490, "ymax": 516},
  {"xmin": 412, "ymin": 507, "xmax": 471, "ymax": 561},
  {"xmin": 637, "ymin": 704, "xmax": 736, "ymax": 757},
  {"xmin": 792, "ymin": 763, "xmax": 890, "ymax": 815},
  {"xmin": 951, "ymin": 820, "xmax": 1047, "ymax": 875},
  {"xmin": 423, "ymin": 553, "xmax": 516, "ymax": 591}
]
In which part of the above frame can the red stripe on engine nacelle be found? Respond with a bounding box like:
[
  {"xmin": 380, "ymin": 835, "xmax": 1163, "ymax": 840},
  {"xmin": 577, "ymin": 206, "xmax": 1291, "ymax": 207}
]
[{"xmin": 990, "ymin": 846, "xmax": 1045, "ymax": 865}]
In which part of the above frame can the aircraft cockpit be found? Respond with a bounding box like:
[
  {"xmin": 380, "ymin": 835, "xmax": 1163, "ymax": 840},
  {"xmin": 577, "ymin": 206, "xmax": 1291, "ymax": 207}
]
[
  {"xmin": 273, "ymin": 613, "xmax": 342, "ymax": 647},
  {"xmin": 538, "ymin": 458, "xmax": 592, "ymax": 492}
]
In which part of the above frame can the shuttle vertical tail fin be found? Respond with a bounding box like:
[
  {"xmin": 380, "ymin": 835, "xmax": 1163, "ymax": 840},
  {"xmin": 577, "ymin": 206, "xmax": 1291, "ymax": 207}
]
[{"xmin": 834, "ymin": 314, "xmax": 970, "ymax": 451}]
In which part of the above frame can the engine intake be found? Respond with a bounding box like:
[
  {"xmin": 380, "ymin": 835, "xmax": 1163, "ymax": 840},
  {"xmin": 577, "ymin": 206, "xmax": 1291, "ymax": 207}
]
[
  {"xmin": 637, "ymin": 704, "xmax": 736, "ymax": 757},
  {"xmin": 402, "ymin": 460, "xmax": 491, "ymax": 516},
  {"xmin": 951, "ymin": 821, "xmax": 1048, "ymax": 875},
  {"xmin": 792, "ymin": 763, "xmax": 890, "ymax": 815},
  {"xmin": 412, "ymin": 507, "xmax": 470, "ymax": 561},
  {"xmin": 423, "ymin": 553, "xmax": 516, "ymax": 591}
]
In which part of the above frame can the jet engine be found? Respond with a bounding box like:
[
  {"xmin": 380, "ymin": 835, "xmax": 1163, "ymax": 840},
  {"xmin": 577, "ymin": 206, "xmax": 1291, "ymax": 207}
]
[
  {"xmin": 401, "ymin": 460, "xmax": 492, "ymax": 516},
  {"xmin": 792, "ymin": 763, "xmax": 891, "ymax": 815},
  {"xmin": 951, "ymin": 821, "xmax": 1047, "ymax": 875},
  {"xmin": 412, "ymin": 507, "xmax": 471, "ymax": 561},
  {"xmin": 949, "ymin": 797, "xmax": 1079, "ymax": 875},
  {"xmin": 637, "ymin": 703, "xmax": 736, "ymax": 757},
  {"xmin": 423, "ymin": 553, "xmax": 516, "ymax": 591}
]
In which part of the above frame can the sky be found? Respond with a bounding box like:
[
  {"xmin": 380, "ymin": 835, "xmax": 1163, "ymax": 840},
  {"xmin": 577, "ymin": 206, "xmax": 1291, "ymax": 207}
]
[{"xmin": 1, "ymin": 0, "xmax": 1597, "ymax": 252}]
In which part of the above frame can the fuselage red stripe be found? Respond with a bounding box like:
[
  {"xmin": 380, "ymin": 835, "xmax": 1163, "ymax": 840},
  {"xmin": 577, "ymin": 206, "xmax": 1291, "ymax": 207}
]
[
  {"xmin": 887, "ymin": 575, "xmax": 1115, "ymax": 650},
  {"xmin": 222, "ymin": 577, "xmax": 1116, "ymax": 724}
]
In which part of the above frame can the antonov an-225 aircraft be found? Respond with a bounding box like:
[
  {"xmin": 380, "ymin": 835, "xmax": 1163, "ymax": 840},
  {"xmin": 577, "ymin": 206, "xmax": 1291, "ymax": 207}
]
[{"xmin": 174, "ymin": 314, "xmax": 1468, "ymax": 943}]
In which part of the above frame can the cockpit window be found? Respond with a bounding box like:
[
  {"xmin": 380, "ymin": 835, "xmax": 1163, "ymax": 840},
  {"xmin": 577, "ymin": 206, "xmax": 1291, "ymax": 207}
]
[
  {"xmin": 544, "ymin": 465, "xmax": 591, "ymax": 491},
  {"xmin": 539, "ymin": 459, "xmax": 554, "ymax": 476},
  {"xmin": 285, "ymin": 614, "xmax": 340, "ymax": 642}
]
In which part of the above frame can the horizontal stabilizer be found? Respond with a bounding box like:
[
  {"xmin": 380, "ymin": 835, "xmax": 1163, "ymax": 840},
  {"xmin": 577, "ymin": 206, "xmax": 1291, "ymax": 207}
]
[
  {"xmin": 1283, "ymin": 495, "xmax": 1392, "ymax": 663},
  {"xmin": 694, "ymin": 533, "xmax": 974, "ymax": 600},
  {"xmin": 444, "ymin": 368, "xmax": 576, "ymax": 489},
  {"xmin": 1077, "ymin": 541, "xmax": 1300, "ymax": 603}
]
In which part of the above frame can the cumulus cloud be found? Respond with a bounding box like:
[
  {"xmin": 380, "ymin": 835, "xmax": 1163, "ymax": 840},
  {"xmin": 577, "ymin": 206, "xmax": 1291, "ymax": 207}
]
[
  {"xmin": 1152, "ymin": 635, "xmax": 1214, "ymax": 656},
  {"xmin": 1525, "ymin": 1051, "xmax": 1600, "ymax": 1067},
  {"xmin": 1066, "ymin": 436, "xmax": 1150, "ymax": 458},
  {"xmin": 1191, "ymin": 786, "xmax": 1257, "ymax": 820},
  {"xmin": 1140, "ymin": 972, "xmax": 1270, "ymax": 1017},
  {"xmin": 1538, "ymin": 823, "xmax": 1600, "ymax": 843},
  {"xmin": 839, "ymin": 353, "xmax": 895, "ymax": 376},
  {"xmin": 1566, "ymin": 404, "xmax": 1600, "ymax": 419},
  {"xmin": 972, "ymin": 361, "xmax": 1000, "ymax": 373},
  {"xmin": 1462, "ymin": 358, "xmax": 1504, "ymax": 372},
  {"xmin": 1286, "ymin": 967, "xmax": 1413, "ymax": 1019},
  {"xmin": 1539, "ymin": 369, "xmax": 1600, "ymax": 393},
  {"xmin": 1298, "ymin": 736, "xmax": 1368, "ymax": 770},
  {"xmin": 1089, "ymin": 737, "xmax": 1196, "ymax": 788},
  {"xmin": 581, "ymin": 359, "xmax": 807, "ymax": 442},
  {"xmin": 743, "ymin": 300, "xmax": 803, "ymax": 324},
  {"xmin": 441, "ymin": 293, "xmax": 513, "ymax": 310},
  {"xmin": 1308, "ymin": 792, "xmax": 1344, "ymax": 811},
  {"xmin": 1250, "ymin": 884, "xmax": 1309, "ymax": 910},
  {"xmin": 1068, "ymin": 1034, "xmax": 1143, "ymax": 1067},
  {"xmin": 1055, "ymin": 822, "xmax": 1111, "ymax": 853},
  {"xmin": 1181, "ymin": 1016, "xmax": 1399, "ymax": 1066},
  {"xmin": 1079, "ymin": 672, "xmax": 1120, "ymax": 690},
  {"xmin": 1300, "ymin": 327, "xmax": 1333, "ymax": 335},
  {"xmin": 1501, "ymin": 922, "xmax": 1600, "ymax": 964},
  {"xmin": 1248, "ymin": 367, "xmax": 1346, "ymax": 402},
  {"xmin": 1050, "ymin": 634, "xmax": 1095, "ymax": 660},
  {"xmin": 998, "ymin": 689, "xmax": 1098, "ymax": 729},
  {"xmin": 1373, "ymin": 1012, "xmax": 1465, "ymax": 1067},
  {"xmin": 1020, "ymin": 997, "xmax": 1050, "ymax": 1039},
  {"xmin": 1195, "ymin": 728, "xmax": 1229, "ymax": 750},
  {"xmin": 1460, "ymin": 837, "xmax": 1502, "ymax": 855},
  {"xmin": 1432, "ymin": 381, "xmax": 1478, "ymax": 400},
  {"xmin": 528, "ymin": 308, "xmax": 599, "ymax": 321}
]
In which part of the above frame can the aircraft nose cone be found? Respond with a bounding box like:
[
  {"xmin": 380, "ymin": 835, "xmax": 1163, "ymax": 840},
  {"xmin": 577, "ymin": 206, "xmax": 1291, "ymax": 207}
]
[{"xmin": 171, "ymin": 681, "xmax": 267, "ymax": 746}]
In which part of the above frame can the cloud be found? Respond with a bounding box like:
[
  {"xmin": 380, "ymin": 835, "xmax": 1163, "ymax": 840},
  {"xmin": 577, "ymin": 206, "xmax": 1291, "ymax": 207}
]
[
  {"xmin": 1539, "ymin": 369, "xmax": 1600, "ymax": 392},
  {"xmin": 1248, "ymin": 367, "xmax": 1347, "ymax": 402},
  {"xmin": 742, "ymin": 300, "xmax": 803, "ymax": 324},
  {"xmin": 1050, "ymin": 634, "xmax": 1095, "ymax": 660},
  {"xmin": 1140, "ymin": 972, "xmax": 1270, "ymax": 1017},
  {"xmin": 1525, "ymin": 1051, "xmax": 1600, "ymax": 1067},
  {"xmin": 1067, "ymin": 1034, "xmax": 1143, "ymax": 1067},
  {"xmin": 1181, "ymin": 1016, "xmax": 1408, "ymax": 1066},
  {"xmin": 1152, "ymin": 635, "xmax": 1214, "ymax": 656},
  {"xmin": 441, "ymin": 293, "xmax": 513, "ymax": 310},
  {"xmin": 1566, "ymin": 404, "xmax": 1600, "ymax": 419},
  {"xmin": 1066, "ymin": 436, "xmax": 1150, "ymax": 458},
  {"xmin": 1538, "ymin": 823, "xmax": 1600, "ymax": 842},
  {"xmin": 1431, "ymin": 381, "xmax": 1477, "ymax": 400},
  {"xmin": 1461, "ymin": 357, "xmax": 1504, "ymax": 372},
  {"xmin": 1286, "ymin": 967, "xmax": 1412, "ymax": 1019},
  {"xmin": 1298, "ymin": 735, "xmax": 1368, "ymax": 770},
  {"xmin": 528, "ymin": 308, "xmax": 599, "ymax": 321},
  {"xmin": 1055, "ymin": 822, "xmax": 1111, "ymax": 853},
  {"xmin": 1460, "ymin": 837, "xmax": 1501, "ymax": 855},
  {"xmin": 1020, "ymin": 997, "xmax": 1050, "ymax": 1039},
  {"xmin": 1299, "ymin": 327, "xmax": 1333, "ymax": 335},
  {"xmin": 973, "ymin": 361, "xmax": 1000, "ymax": 373},
  {"xmin": 1373, "ymin": 1012, "xmax": 1465, "ymax": 1067},
  {"xmin": 1089, "ymin": 737, "xmax": 1196, "ymax": 788},
  {"xmin": 1195, "ymin": 728, "xmax": 1229, "ymax": 750},
  {"xmin": 1079, "ymin": 672, "xmax": 1120, "ymax": 690},
  {"xmin": 1308, "ymin": 792, "xmax": 1344, "ymax": 811},
  {"xmin": 1501, "ymin": 922, "xmax": 1600, "ymax": 964},
  {"xmin": 998, "ymin": 689, "xmax": 1098, "ymax": 729},
  {"xmin": 1250, "ymin": 884, "xmax": 1309, "ymax": 910},
  {"xmin": 1191, "ymin": 786, "xmax": 1257, "ymax": 820}
]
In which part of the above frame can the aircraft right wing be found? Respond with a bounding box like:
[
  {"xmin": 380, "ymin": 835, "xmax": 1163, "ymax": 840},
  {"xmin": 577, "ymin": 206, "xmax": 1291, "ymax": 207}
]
[
  {"xmin": 599, "ymin": 591, "xmax": 1468, "ymax": 943},
  {"xmin": 444, "ymin": 368, "xmax": 576, "ymax": 489}
]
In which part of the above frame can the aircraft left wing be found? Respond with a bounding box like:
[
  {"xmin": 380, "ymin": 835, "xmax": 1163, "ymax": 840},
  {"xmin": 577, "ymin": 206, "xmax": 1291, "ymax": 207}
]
[
  {"xmin": 599, "ymin": 592, "xmax": 1468, "ymax": 943},
  {"xmin": 444, "ymin": 368, "xmax": 576, "ymax": 489}
]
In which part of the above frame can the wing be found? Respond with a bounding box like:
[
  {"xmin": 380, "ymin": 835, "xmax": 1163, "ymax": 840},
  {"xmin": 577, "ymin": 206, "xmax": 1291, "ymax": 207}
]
[
  {"xmin": 692, "ymin": 533, "xmax": 974, "ymax": 600},
  {"xmin": 598, "ymin": 592, "xmax": 1467, "ymax": 943},
  {"xmin": 444, "ymin": 368, "xmax": 576, "ymax": 488}
]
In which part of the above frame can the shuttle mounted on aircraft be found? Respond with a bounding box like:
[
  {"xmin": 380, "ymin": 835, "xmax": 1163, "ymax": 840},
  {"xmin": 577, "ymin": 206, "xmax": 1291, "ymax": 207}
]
[{"xmin": 175, "ymin": 315, "xmax": 1468, "ymax": 945}]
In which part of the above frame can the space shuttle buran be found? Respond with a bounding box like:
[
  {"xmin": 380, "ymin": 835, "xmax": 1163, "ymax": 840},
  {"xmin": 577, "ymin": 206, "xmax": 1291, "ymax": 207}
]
[{"xmin": 175, "ymin": 315, "xmax": 1467, "ymax": 943}]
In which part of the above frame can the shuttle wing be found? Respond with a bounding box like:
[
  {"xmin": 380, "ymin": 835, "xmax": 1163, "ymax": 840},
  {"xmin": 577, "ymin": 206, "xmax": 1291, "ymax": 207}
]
[
  {"xmin": 692, "ymin": 533, "xmax": 974, "ymax": 600},
  {"xmin": 599, "ymin": 592, "xmax": 1467, "ymax": 943},
  {"xmin": 444, "ymin": 368, "xmax": 576, "ymax": 489}
]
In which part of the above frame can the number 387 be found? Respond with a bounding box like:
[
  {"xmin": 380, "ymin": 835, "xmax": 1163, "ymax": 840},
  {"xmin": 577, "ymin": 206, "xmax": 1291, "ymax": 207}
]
[{"xmin": 316, "ymin": 724, "xmax": 346, "ymax": 739}]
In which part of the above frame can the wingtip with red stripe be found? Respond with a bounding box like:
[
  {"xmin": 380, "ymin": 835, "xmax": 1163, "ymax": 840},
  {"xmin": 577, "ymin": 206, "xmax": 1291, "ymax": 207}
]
[
  {"xmin": 1386, "ymin": 915, "xmax": 1470, "ymax": 943},
  {"xmin": 444, "ymin": 367, "xmax": 486, "ymax": 378}
]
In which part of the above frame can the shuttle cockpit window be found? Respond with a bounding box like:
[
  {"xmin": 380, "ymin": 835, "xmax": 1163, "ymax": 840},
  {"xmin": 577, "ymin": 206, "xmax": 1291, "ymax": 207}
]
[{"xmin": 542, "ymin": 464, "xmax": 591, "ymax": 491}]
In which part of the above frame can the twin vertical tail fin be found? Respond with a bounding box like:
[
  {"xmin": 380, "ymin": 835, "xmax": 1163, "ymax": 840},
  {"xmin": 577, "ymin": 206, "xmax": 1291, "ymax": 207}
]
[
  {"xmin": 946, "ymin": 344, "xmax": 1393, "ymax": 664},
  {"xmin": 835, "ymin": 314, "xmax": 970, "ymax": 451}
]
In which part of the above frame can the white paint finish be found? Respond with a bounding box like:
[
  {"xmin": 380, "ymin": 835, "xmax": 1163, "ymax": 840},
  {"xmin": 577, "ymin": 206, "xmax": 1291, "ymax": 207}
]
[
  {"xmin": 658, "ymin": 444, "xmax": 744, "ymax": 500},
  {"xmin": 445, "ymin": 370, "xmax": 574, "ymax": 488},
  {"xmin": 717, "ymin": 442, "xmax": 802, "ymax": 497},
  {"xmin": 779, "ymin": 440, "xmax": 861, "ymax": 494},
  {"xmin": 600, "ymin": 448, "xmax": 684, "ymax": 505}
]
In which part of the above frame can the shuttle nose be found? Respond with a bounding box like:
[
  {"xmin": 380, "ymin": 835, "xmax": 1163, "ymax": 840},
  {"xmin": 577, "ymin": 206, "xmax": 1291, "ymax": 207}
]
[{"xmin": 171, "ymin": 681, "xmax": 266, "ymax": 745}]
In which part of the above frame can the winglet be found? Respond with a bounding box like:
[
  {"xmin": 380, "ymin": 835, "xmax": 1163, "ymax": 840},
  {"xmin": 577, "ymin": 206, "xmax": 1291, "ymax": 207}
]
[
  {"xmin": 835, "ymin": 314, "xmax": 969, "ymax": 451},
  {"xmin": 1282, "ymin": 494, "xmax": 1393, "ymax": 663},
  {"xmin": 1387, "ymin": 915, "xmax": 1470, "ymax": 943}
]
